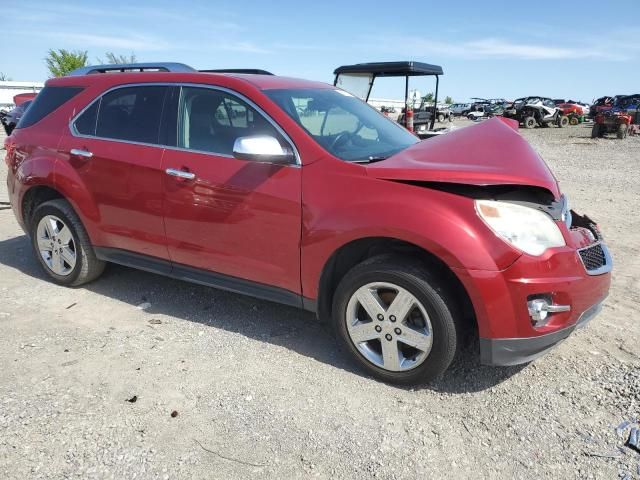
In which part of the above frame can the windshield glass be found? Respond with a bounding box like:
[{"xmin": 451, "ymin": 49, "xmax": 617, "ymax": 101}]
[{"xmin": 266, "ymin": 88, "xmax": 419, "ymax": 162}]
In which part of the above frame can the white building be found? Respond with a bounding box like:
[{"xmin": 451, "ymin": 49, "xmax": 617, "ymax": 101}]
[{"xmin": 0, "ymin": 81, "xmax": 44, "ymax": 109}]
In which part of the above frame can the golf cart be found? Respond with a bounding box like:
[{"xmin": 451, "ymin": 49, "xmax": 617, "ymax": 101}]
[{"xmin": 333, "ymin": 61, "xmax": 450, "ymax": 139}]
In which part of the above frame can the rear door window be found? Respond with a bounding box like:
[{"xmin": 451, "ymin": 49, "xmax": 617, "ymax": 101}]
[
  {"xmin": 93, "ymin": 86, "xmax": 168, "ymax": 144},
  {"xmin": 17, "ymin": 86, "xmax": 83, "ymax": 129}
]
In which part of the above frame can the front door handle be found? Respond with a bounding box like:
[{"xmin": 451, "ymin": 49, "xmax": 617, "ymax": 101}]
[
  {"xmin": 70, "ymin": 148, "xmax": 93, "ymax": 158},
  {"xmin": 165, "ymin": 168, "xmax": 196, "ymax": 180}
]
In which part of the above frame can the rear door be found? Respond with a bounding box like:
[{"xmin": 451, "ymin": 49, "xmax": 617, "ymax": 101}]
[
  {"xmin": 160, "ymin": 86, "xmax": 302, "ymax": 294},
  {"xmin": 59, "ymin": 85, "xmax": 171, "ymax": 260}
]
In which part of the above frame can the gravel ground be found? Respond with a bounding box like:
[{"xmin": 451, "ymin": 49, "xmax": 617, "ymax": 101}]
[{"xmin": 0, "ymin": 120, "xmax": 638, "ymax": 479}]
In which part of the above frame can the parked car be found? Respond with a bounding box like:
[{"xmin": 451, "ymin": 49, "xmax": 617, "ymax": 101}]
[
  {"xmin": 467, "ymin": 104, "xmax": 504, "ymax": 120},
  {"xmin": 450, "ymin": 103, "xmax": 470, "ymax": 116},
  {"xmin": 4, "ymin": 62, "xmax": 611, "ymax": 385},
  {"xmin": 1, "ymin": 100, "xmax": 32, "ymax": 135},
  {"xmin": 502, "ymin": 96, "xmax": 569, "ymax": 128}
]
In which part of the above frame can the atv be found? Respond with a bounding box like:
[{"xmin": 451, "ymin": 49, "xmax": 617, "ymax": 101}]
[
  {"xmin": 502, "ymin": 96, "xmax": 569, "ymax": 129},
  {"xmin": 591, "ymin": 94, "xmax": 640, "ymax": 139}
]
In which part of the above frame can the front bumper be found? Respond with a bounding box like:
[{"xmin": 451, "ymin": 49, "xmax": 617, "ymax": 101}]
[
  {"xmin": 453, "ymin": 236, "xmax": 612, "ymax": 367},
  {"xmin": 479, "ymin": 300, "xmax": 604, "ymax": 366}
]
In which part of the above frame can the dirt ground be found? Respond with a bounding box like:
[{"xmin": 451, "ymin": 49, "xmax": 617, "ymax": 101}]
[{"xmin": 0, "ymin": 119, "xmax": 638, "ymax": 479}]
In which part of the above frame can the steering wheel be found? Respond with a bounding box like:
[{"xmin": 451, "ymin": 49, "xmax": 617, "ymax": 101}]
[{"xmin": 329, "ymin": 131, "xmax": 354, "ymax": 150}]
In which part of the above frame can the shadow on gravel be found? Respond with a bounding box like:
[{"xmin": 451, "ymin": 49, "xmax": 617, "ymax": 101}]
[{"xmin": 0, "ymin": 233, "xmax": 525, "ymax": 393}]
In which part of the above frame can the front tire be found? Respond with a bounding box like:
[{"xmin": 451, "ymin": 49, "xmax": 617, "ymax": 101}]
[
  {"xmin": 30, "ymin": 199, "xmax": 105, "ymax": 286},
  {"xmin": 617, "ymin": 123, "xmax": 628, "ymax": 139},
  {"xmin": 331, "ymin": 256, "xmax": 460, "ymax": 385},
  {"xmin": 524, "ymin": 116, "xmax": 536, "ymax": 129},
  {"xmin": 591, "ymin": 123, "xmax": 601, "ymax": 138}
]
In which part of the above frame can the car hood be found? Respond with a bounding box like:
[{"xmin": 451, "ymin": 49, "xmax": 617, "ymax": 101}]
[{"xmin": 366, "ymin": 117, "xmax": 560, "ymax": 198}]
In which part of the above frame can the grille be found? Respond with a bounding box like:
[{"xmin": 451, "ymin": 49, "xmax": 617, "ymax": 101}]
[{"xmin": 578, "ymin": 243, "xmax": 607, "ymax": 272}]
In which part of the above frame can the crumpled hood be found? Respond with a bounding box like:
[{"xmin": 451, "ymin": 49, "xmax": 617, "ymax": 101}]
[{"xmin": 367, "ymin": 117, "xmax": 560, "ymax": 198}]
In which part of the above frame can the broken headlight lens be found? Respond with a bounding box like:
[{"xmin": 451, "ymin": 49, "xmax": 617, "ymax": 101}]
[{"xmin": 475, "ymin": 200, "xmax": 566, "ymax": 256}]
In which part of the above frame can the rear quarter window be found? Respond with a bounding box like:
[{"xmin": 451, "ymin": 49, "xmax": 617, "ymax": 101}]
[{"xmin": 17, "ymin": 86, "xmax": 83, "ymax": 129}]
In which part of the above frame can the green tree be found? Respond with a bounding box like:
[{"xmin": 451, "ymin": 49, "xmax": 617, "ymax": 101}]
[
  {"xmin": 45, "ymin": 49, "xmax": 89, "ymax": 77},
  {"xmin": 99, "ymin": 52, "xmax": 137, "ymax": 64},
  {"xmin": 0, "ymin": 72, "xmax": 11, "ymax": 81},
  {"xmin": 422, "ymin": 92, "xmax": 434, "ymax": 103},
  {"xmin": 444, "ymin": 96, "xmax": 453, "ymax": 104}
]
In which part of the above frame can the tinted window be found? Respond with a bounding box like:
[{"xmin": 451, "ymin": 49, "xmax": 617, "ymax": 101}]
[
  {"xmin": 17, "ymin": 86, "xmax": 83, "ymax": 129},
  {"xmin": 179, "ymin": 87, "xmax": 282, "ymax": 155},
  {"xmin": 95, "ymin": 86, "xmax": 167, "ymax": 144},
  {"xmin": 74, "ymin": 101, "xmax": 99, "ymax": 136}
]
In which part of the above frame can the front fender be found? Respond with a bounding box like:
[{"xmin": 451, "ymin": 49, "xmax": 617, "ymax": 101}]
[{"xmin": 300, "ymin": 161, "xmax": 521, "ymax": 298}]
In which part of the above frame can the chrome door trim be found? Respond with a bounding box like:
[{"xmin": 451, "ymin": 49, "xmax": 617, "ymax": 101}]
[{"xmin": 67, "ymin": 82, "xmax": 302, "ymax": 166}]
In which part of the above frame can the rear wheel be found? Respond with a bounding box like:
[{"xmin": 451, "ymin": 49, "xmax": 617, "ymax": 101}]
[
  {"xmin": 557, "ymin": 115, "xmax": 569, "ymax": 128},
  {"xmin": 591, "ymin": 123, "xmax": 600, "ymax": 138},
  {"xmin": 524, "ymin": 116, "xmax": 536, "ymax": 129},
  {"xmin": 617, "ymin": 123, "xmax": 628, "ymax": 139},
  {"xmin": 569, "ymin": 116, "xmax": 579, "ymax": 126},
  {"xmin": 437, "ymin": 114, "xmax": 445, "ymax": 123},
  {"xmin": 30, "ymin": 199, "xmax": 105, "ymax": 286},
  {"xmin": 332, "ymin": 256, "xmax": 460, "ymax": 385}
]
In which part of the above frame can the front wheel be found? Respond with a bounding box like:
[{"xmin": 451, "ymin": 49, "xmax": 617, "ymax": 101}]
[
  {"xmin": 557, "ymin": 115, "xmax": 570, "ymax": 128},
  {"xmin": 523, "ymin": 116, "xmax": 536, "ymax": 128},
  {"xmin": 332, "ymin": 256, "xmax": 460, "ymax": 385},
  {"xmin": 437, "ymin": 114, "xmax": 445, "ymax": 123},
  {"xmin": 30, "ymin": 199, "xmax": 105, "ymax": 286}
]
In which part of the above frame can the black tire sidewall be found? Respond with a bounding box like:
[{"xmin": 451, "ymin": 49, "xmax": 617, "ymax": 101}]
[
  {"xmin": 332, "ymin": 261, "xmax": 458, "ymax": 384},
  {"xmin": 30, "ymin": 203, "xmax": 85, "ymax": 286}
]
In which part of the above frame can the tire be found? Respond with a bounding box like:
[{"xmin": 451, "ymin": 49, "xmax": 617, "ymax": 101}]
[
  {"xmin": 557, "ymin": 115, "xmax": 569, "ymax": 128},
  {"xmin": 437, "ymin": 114, "xmax": 445, "ymax": 123},
  {"xmin": 617, "ymin": 123, "xmax": 628, "ymax": 139},
  {"xmin": 569, "ymin": 116, "xmax": 579, "ymax": 126},
  {"xmin": 448, "ymin": 115, "xmax": 453, "ymax": 122},
  {"xmin": 30, "ymin": 199, "xmax": 105, "ymax": 287},
  {"xmin": 468, "ymin": 114, "xmax": 475, "ymax": 121},
  {"xmin": 524, "ymin": 116, "xmax": 536, "ymax": 129},
  {"xmin": 591, "ymin": 124, "xmax": 600, "ymax": 138},
  {"xmin": 331, "ymin": 255, "xmax": 460, "ymax": 385}
]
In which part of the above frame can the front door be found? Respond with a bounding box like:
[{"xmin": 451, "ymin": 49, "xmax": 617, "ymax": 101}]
[{"xmin": 161, "ymin": 86, "xmax": 302, "ymax": 294}]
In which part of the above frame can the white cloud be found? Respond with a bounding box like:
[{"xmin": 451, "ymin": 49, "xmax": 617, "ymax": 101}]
[
  {"xmin": 43, "ymin": 32, "xmax": 171, "ymax": 51},
  {"xmin": 369, "ymin": 35, "xmax": 630, "ymax": 61}
]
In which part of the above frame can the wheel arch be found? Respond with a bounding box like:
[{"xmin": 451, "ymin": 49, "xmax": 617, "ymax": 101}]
[
  {"xmin": 315, "ymin": 236, "xmax": 477, "ymax": 335},
  {"xmin": 21, "ymin": 185, "xmax": 66, "ymax": 234}
]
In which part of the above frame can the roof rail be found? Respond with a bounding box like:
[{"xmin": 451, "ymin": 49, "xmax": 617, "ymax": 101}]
[
  {"xmin": 68, "ymin": 62, "xmax": 196, "ymax": 76},
  {"xmin": 199, "ymin": 69, "xmax": 274, "ymax": 75}
]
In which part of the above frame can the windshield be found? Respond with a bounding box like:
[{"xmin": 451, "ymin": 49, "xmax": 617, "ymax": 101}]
[{"xmin": 266, "ymin": 88, "xmax": 419, "ymax": 162}]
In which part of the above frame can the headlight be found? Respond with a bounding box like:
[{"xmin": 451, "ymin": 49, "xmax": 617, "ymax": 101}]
[{"xmin": 475, "ymin": 200, "xmax": 565, "ymax": 256}]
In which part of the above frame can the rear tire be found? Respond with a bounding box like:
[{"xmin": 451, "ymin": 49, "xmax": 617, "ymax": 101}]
[
  {"xmin": 524, "ymin": 116, "xmax": 536, "ymax": 129},
  {"xmin": 617, "ymin": 123, "xmax": 628, "ymax": 139},
  {"xmin": 30, "ymin": 199, "xmax": 105, "ymax": 287},
  {"xmin": 591, "ymin": 124, "xmax": 600, "ymax": 138},
  {"xmin": 557, "ymin": 115, "xmax": 569, "ymax": 128},
  {"xmin": 437, "ymin": 114, "xmax": 445, "ymax": 123},
  {"xmin": 569, "ymin": 116, "xmax": 579, "ymax": 126},
  {"xmin": 331, "ymin": 255, "xmax": 460, "ymax": 385}
]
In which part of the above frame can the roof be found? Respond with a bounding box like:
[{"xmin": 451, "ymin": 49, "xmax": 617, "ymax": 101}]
[{"xmin": 334, "ymin": 61, "xmax": 443, "ymax": 77}]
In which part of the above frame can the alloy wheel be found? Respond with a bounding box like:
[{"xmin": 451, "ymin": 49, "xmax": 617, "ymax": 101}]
[
  {"xmin": 36, "ymin": 215, "xmax": 77, "ymax": 276},
  {"xmin": 345, "ymin": 282, "xmax": 433, "ymax": 372}
]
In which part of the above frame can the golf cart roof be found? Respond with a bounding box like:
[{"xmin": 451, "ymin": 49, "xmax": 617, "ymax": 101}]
[{"xmin": 334, "ymin": 61, "xmax": 443, "ymax": 77}]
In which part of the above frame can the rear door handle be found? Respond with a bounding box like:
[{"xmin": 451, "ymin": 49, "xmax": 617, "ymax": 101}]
[
  {"xmin": 165, "ymin": 168, "xmax": 196, "ymax": 180},
  {"xmin": 70, "ymin": 148, "xmax": 93, "ymax": 158}
]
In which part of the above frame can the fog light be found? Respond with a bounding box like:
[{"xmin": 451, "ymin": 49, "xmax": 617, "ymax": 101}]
[{"xmin": 527, "ymin": 297, "xmax": 571, "ymax": 327}]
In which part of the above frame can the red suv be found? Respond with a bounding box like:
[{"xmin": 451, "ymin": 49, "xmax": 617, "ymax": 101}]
[{"xmin": 4, "ymin": 63, "xmax": 611, "ymax": 384}]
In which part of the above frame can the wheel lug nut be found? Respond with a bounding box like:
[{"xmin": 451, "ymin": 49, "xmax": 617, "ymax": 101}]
[
  {"xmin": 389, "ymin": 315, "xmax": 396, "ymax": 322},
  {"xmin": 375, "ymin": 325, "xmax": 382, "ymax": 333},
  {"xmin": 394, "ymin": 328, "xmax": 402, "ymax": 335},
  {"xmin": 377, "ymin": 314, "xmax": 384, "ymax": 321},
  {"xmin": 385, "ymin": 334, "xmax": 392, "ymax": 341}
]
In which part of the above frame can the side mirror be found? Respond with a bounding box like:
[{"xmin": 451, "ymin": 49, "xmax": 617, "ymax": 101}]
[{"xmin": 232, "ymin": 135, "xmax": 295, "ymax": 164}]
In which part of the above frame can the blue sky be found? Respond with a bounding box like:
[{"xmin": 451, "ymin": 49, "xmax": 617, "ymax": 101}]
[{"xmin": 2, "ymin": 0, "xmax": 639, "ymax": 103}]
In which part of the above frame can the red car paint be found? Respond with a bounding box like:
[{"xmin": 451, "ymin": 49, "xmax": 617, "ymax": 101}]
[
  {"xmin": 4, "ymin": 71, "xmax": 611, "ymax": 357},
  {"xmin": 557, "ymin": 102, "xmax": 584, "ymax": 116},
  {"xmin": 13, "ymin": 93, "xmax": 37, "ymax": 106}
]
